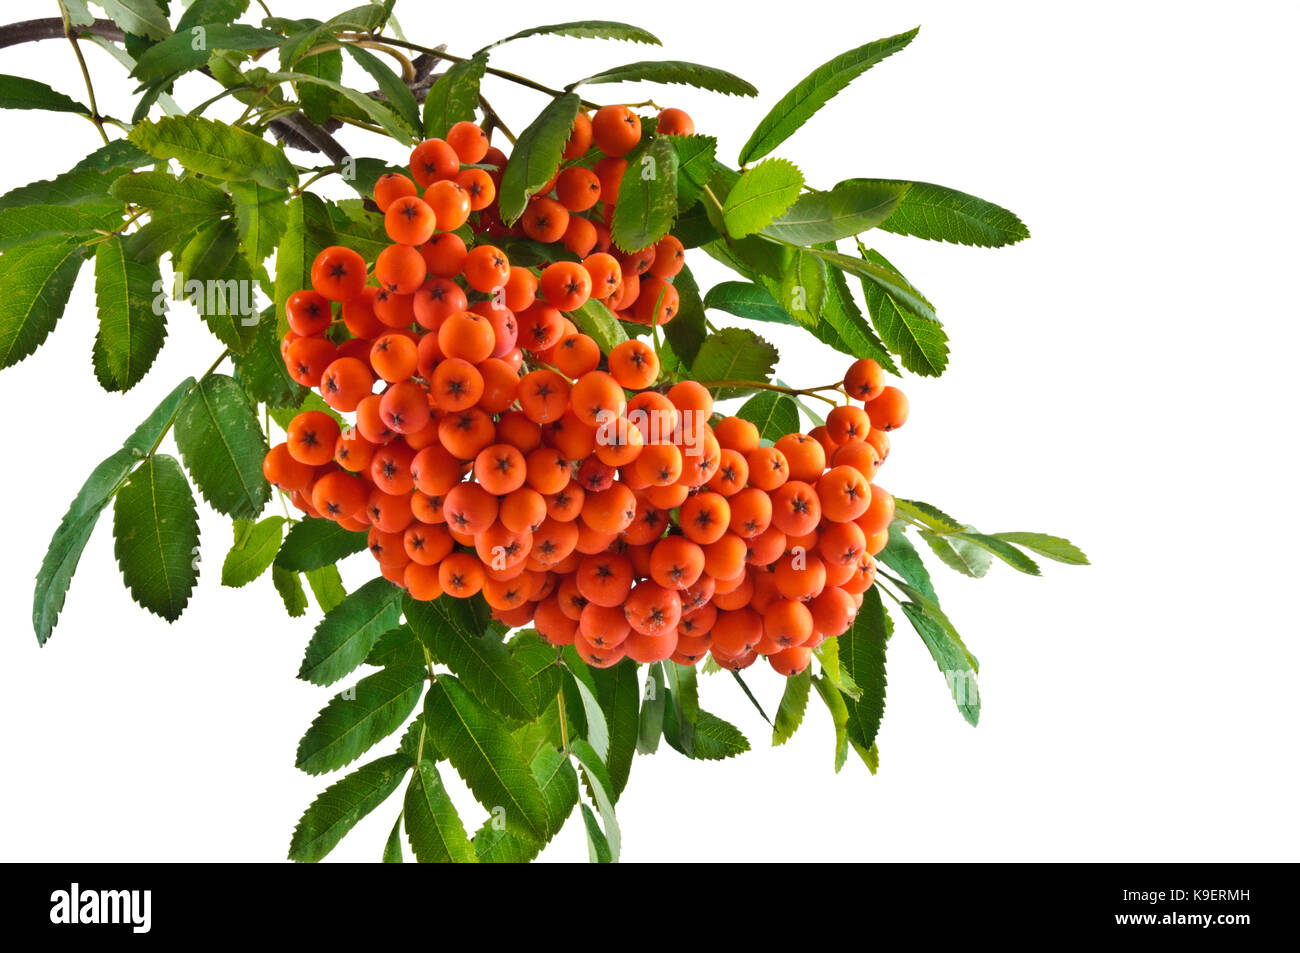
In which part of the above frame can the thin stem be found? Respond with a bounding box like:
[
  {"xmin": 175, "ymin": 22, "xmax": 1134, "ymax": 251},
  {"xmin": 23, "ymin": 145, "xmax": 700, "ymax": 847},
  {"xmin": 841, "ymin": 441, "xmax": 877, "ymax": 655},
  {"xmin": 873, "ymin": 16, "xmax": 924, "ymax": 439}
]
[
  {"xmin": 60, "ymin": 4, "xmax": 109, "ymax": 145},
  {"xmin": 689, "ymin": 379, "xmax": 840, "ymax": 406},
  {"xmin": 557, "ymin": 686, "xmax": 570, "ymax": 753},
  {"xmin": 478, "ymin": 94, "xmax": 516, "ymax": 145}
]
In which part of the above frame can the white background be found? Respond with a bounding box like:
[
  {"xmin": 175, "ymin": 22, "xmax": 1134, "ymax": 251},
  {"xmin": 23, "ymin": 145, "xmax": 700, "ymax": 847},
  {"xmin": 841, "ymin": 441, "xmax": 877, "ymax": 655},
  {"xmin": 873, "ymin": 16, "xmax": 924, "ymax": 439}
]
[{"xmin": 1, "ymin": 0, "xmax": 1297, "ymax": 862}]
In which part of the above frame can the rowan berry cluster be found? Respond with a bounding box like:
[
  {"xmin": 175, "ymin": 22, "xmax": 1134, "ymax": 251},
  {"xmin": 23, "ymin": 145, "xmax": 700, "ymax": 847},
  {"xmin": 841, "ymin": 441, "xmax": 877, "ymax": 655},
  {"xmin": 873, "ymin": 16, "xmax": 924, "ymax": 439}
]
[{"xmin": 262, "ymin": 106, "xmax": 911, "ymax": 677}]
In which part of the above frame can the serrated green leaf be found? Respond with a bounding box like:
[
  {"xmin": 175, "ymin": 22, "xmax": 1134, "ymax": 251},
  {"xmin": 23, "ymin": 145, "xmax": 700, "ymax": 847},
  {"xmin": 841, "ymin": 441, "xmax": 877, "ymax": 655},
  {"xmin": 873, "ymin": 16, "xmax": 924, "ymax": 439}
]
[
  {"xmin": 571, "ymin": 60, "xmax": 756, "ymax": 97},
  {"xmin": 702, "ymin": 280, "xmax": 790, "ymax": 325},
  {"xmin": 176, "ymin": 0, "xmax": 251, "ymax": 32},
  {"xmin": 342, "ymin": 43, "xmax": 421, "ymax": 138},
  {"xmin": 661, "ymin": 265, "xmax": 704, "ymax": 366},
  {"xmin": 772, "ymin": 667, "xmax": 811, "ymax": 746},
  {"xmin": 423, "ymin": 675, "xmax": 550, "ymax": 843},
  {"xmin": 228, "ymin": 181, "xmax": 288, "ymax": 272},
  {"xmin": 812, "ymin": 673, "xmax": 850, "ymax": 772},
  {"xmin": 894, "ymin": 497, "xmax": 965, "ymax": 534},
  {"xmin": 737, "ymin": 389, "xmax": 799, "ymax": 442},
  {"xmin": 483, "ymin": 21, "xmax": 660, "ymax": 51},
  {"xmin": 473, "ymin": 743, "xmax": 577, "ymax": 862},
  {"xmin": 62, "ymin": 0, "xmax": 96, "ymax": 28},
  {"xmin": 305, "ymin": 563, "xmax": 348, "ymax": 613},
  {"xmin": 778, "ymin": 247, "xmax": 827, "ymax": 328},
  {"xmin": 132, "ymin": 26, "xmax": 282, "ymax": 82},
  {"xmin": 568, "ymin": 296, "xmax": 628, "ymax": 354},
  {"xmin": 839, "ymin": 586, "xmax": 890, "ymax": 753},
  {"xmin": 819, "ymin": 264, "xmax": 899, "ymax": 372},
  {"xmin": 497, "ymin": 93, "xmax": 581, "ymax": 224},
  {"xmin": 130, "ymin": 116, "xmax": 297, "ymax": 189},
  {"xmin": 98, "ymin": 0, "xmax": 172, "ymax": 40},
  {"xmin": 580, "ymin": 803, "xmax": 612, "ymax": 863},
  {"xmin": 221, "ymin": 515, "xmax": 284, "ymax": 587},
  {"xmin": 173, "ymin": 373, "xmax": 270, "ymax": 519},
  {"xmin": 293, "ymin": 48, "xmax": 343, "ymax": 125},
  {"xmin": 667, "ymin": 135, "xmax": 716, "ymax": 209},
  {"xmin": 406, "ymin": 595, "xmax": 537, "ymax": 722},
  {"xmin": 0, "ymin": 238, "xmax": 87, "ymax": 371},
  {"xmin": 721, "ymin": 158, "xmax": 803, "ymax": 238},
  {"xmin": 0, "ymin": 74, "xmax": 88, "ymax": 114},
  {"xmin": 509, "ymin": 630, "xmax": 565, "ymax": 715},
  {"xmin": 91, "ymin": 236, "xmax": 165, "ymax": 392},
  {"xmin": 288, "ymin": 753, "xmax": 410, "ymax": 862},
  {"xmin": 878, "ymin": 526, "xmax": 938, "ymax": 601},
  {"xmin": 739, "ymin": 28, "xmax": 918, "ymax": 164},
  {"xmin": 814, "ymin": 244, "xmax": 937, "ymax": 330},
  {"xmin": 275, "ymin": 517, "xmax": 368, "ymax": 571},
  {"xmin": 421, "ymin": 53, "xmax": 486, "ymax": 139},
  {"xmin": 383, "ymin": 815, "xmax": 403, "ymax": 862},
  {"xmin": 233, "ymin": 307, "xmax": 306, "ymax": 408},
  {"xmin": 611, "ymin": 138, "xmax": 679, "ymax": 252},
  {"xmin": 176, "ymin": 220, "xmax": 261, "ymax": 354},
  {"xmin": 112, "ymin": 454, "xmax": 200, "ymax": 621},
  {"xmin": 300, "ymin": 577, "xmax": 405, "ymax": 686},
  {"xmin": 921, "ymin": 530, "xmax": 991, "ymax": 578},
  {"xmin": 589, "ymin": 660, "xmax": 639, "ymax": 798},
  {"xmin": 570, "ymin": 737, "xmax": 620, "ymax": 861},
  {"xmin": 857, "ymin": 247, "xmax": 947, "ymax": 376},
  {"xmin": 898, "ymin": 601, "xmax": 979, "ymax": 726},
  {"xmin": 0, "ymin": 141, "xmax": 150, "ymax": 211},
  {"xmin": 689, "ymin": 326, "xmax": 778, "ymax": 399},
  {"xmin": 405, "ymin": 760, "xmax": 476, "ymax": 863},
  {"xmin": 683, "ymin": 710, "xmax": 749, "ymax": 760},
  {"xmin": 0, "ymin": 203, "xmax": 124, "ymax": 253},
  {"xmin": 110, "ymin": 170, "xmax": 230, "ymax": 215},
  {"xmin": 875, "ymin": 179, "xmax": 1030, "ymax": 247},
  {"xmin": 636, "ymin": 662, "xmax": 666, "ymax": 754},
  {"xmin": 273, "ymin": 192, "xmax": 331, "ymax": 331},
  {"xmin": 296, "ymin": 664, "xmax": 427, "ymax": 775},
  {"xmin": 564, "ymin": 666, "xmax": 609, "ymax": 763},
  {"xmin": 273, "ymin": 564, "xmax": 309, "ymax": 616},
  {"xmin": 952, "ymin": 532, "xmax": 1041, "ymax": 575},
  {"xmin": 366, "ymin": 624, "xmax": 424, "ymax": 669},
  {"xmin": 764, "ymin": 179, "xmax": 910, "ymax": 245},
  {"xmin": 993, "ymin": 532, "xmax": 1089, "ymax": 566}
]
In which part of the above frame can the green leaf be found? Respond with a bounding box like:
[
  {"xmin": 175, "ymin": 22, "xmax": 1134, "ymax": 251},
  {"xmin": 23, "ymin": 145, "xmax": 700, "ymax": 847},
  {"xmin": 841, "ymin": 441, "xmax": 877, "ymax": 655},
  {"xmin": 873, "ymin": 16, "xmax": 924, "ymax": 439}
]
[
  {"xmin": 129, "ymin": 116, "xmax": 298, "ymax": 189},
  {"xmin": 497, "ymin": 93, "xmax": 581, "ymax": 224},
  {"xmin": 611, "ymin": 138, "xmax": 679, "ymax": 253},
  {"xmin": 737, "ymin": 389, "xmax": 799, "ymax": 442},
  {"xmin": 91, "ymin": 236, "xmax": 165, "ymax": 392},
  {"xmin": 819, "ymin": 264, "xmax": 899, "ymax": 372},
  {"xmin": 571, "ymin": 61, "xmax": 757, "ymax": 97},
  {"xmin": 423, "ymin": 675, "xmax": 550, "ymax": 843},
  {"xmin": 173, "ymin": 374, "xmax": 270, "ymax": 519},
  {"xmin": 233, "ymin": 308, "xmax": 306, "ymax": 407},
  {"xmin": 366, "ymin": 624, "xmax": 424, "ymax": 669},
  {"xmin": 275, "ymin": 517, "xmax": 368, "ymax": 571},
  {"xmin": 473, "ymin": 743, "xmax": 578, "ymax": 862},
  {"xmin": 857, "ymin": 247, "xmax": 947, "ymax": 376},
  {"xmin": 273, "ymin": 564, "xmax": 309, "ymax": 616},
  {"xmin": 294, "ymin": 48, "xmax": 343, "ymax": 125},
  {"xmin": 305, "ymin": 564, "xmax": 348, "ymax": 613},
  {"xmin": 738, "ymin": 28, "xmax": 918, "ymax": 164},
  {"xmin": 342, "ymin": 43, "xmax": 422, "ymax": 137},
  {"xmin": 814, "ymin": 244, "xmax": 937, "ymax": 325},
  {"xmin": 894, "ymin": 497, "xmax": 965, "ymax": 534},
  {"xmin": 98, "ymin": 0, "xmax": 172, "ymax": 40},
  {"xmin": 299, "ymin": 578, "xmax": 405, "ymax": 686},
  {"xmin": 509, "ymin": 631, "xmax": 565, "ymax": 715},
  {"xmin": 763, "ymin": 179, "xmax": 910, "ymax": 245},
  {"xmin": 661, "ymin": 265, "xmax": 705, "ymax": 367},
  {"xmin": 0, "ymin": 238, "xmax": 87, "ymax": 371},
  {"xmin": 295, "ymin": 664, "xmax": 428, "ymax": 775},
  {"xmin": 921, "ymin": 531, "xmax": 992, "ymax": 578},
  {"xmin": 567, "ymin": 296, "xmax": 628, "ymax": 354},
  {"xmin": 0, "ymin": 74, "xmax": 88, "ymax": 115},
  {"xmin": 778, "ymin": 247, "xmax": 827, "ymax": 329},
  {"xmin": 898, "ymin": 601, "xmax": 979, "ymax": 726},
  {"xmin": 112, "ymin": 454, "xmax": 200, "ymax": 621},
  {"xmin": 636, "ymin": 663, "xmax": 666, "ymax": 754},
  {"xmin": 878, "ymin": 527, "xmax": 938, "ymax": 602},
  {"xmin": 589, "ymin": 661, "xmax": 640, "ymax": 798},
  {"xmin": 176, "ymin": 0, "xmax": 251, "ymax": 32},
  {"xmin": 287, "ymin": 753, "xmax": 410, "ymax": 862},
  {"xmin": 951, "ymin": 532, "xmax": 1041, "ymax": 575},
  {"xmin": 721, "ymin": 158, "xmax": 803, "ymax": 238},
  {"xmin": 564, "ymin": 666, "xmax": 610, "ymax": 762},
  {"xmin": 689, "ymin": 327, "xmax": 778, "ymax": 399},
  {"xmin": 221, "ymin": 515, "xmax": 284, "ymax": 587},
  {"xmin": 484, "ymin": 21, "xmax": 660, "ymax": 51},
  {"xmin": 405, "ymin": 595, "xmax": 538, "ymax": 722},
  {"xmin": 772, "ymin": 667, "xmax": 811, "ymax": 746},
  {"xmin": 132, "ymin": 26, "xmax": 282, "ymax": 82},
  {"xmin": 273, "ymin": 192, "xmax": 331, "ymax": 329},
  {"xmin": 110, "ymin": 169, "xmax": 230, "ymax": 215},
  {"xmin": 876, "ymin": 180, "xmax": 1030, "ymax": 247},
  {"xmin": 812, "ymin": 673, "xmax": 850, "ymax": 772},
  {"xmin": 383, "ymin": 816, "xmax": 403, "ymax": 862},
  {"xmin": 176, "ymin": 220, "xmax": 260, "ymax": 354},
  {"xmin": 0, "ymin": 141, "xmax": 150, "ymax": 211},
  {"xmin": 570, "ymin": 738, "xmax": 620, "ymax": 861},
  {"xmin": 405, "ymin": 760, "xmax": 477, "ymax": 863},
  {"xmin": 703, "ymin": 280, "xmax": 791, "ymax": 325},
  {"xmin": 0, "ymin": 204, "xmax": 124, "ymax": 253},
  {"xmin": 31, "ymin": 370, "xmax": 187, "ymax": 642},
  {"xmin": 62, "ymin": 0, "xmax": 96, "ymax": 28},
  {"xmin": 993, "ymin": 532, "xmax": 1089, "ymax": 566},
  {"xmin": 667, "ymin": 135, "xmax": 717, "ymax": 209},
  {"xmin": 581, "ymin": 803, "xmax": 612, "ymax": 863},
  {"xmin": 839, "ymin": 586, "xmax": 890, "ymax": 752},
  {"xmin": 421, "ymin": 53, "xmax": 487, "ymax": 139},
  {"xmin": 228, "ymin": 181, "xmax": 288, "ymax": 271},
  {"xmin": 685, "ymin": 711, "xmax": 750, "ymax": 760}
]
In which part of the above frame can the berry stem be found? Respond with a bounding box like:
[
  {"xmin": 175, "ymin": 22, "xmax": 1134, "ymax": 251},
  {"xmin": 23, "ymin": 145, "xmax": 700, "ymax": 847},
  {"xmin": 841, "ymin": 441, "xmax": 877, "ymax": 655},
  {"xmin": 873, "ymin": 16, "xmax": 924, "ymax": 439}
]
[
  {"xmin": 688, "ymin": 379, "xmax": 841, "ymax": 406},
  {"xmin": 58, "ymin": 3, "xmax": 109, "ymax": 146}
]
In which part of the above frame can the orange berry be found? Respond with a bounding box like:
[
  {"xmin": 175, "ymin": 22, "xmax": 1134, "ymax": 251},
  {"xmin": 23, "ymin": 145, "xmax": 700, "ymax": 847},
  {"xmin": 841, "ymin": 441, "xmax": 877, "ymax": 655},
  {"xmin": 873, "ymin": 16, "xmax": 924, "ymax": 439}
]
[
  {"xmin": 656, "ymin": 107, "xmax": 695, "ymax": 136},
  {"xmin": 422, "ymin": 179, "xmax": 472, "ymax": 231},
  {"xmin": 592, "ymin": 105, "xmax": 641, "ymax": 157},
  {"xmin": 844, "ymin": 358, "xmax": 885, "ymax": 402},
  {"xmin": 384, "ymin": 196, "xmax": 436, "ymax": 245},
  {"xmin": 310, "ymin": 246, "xmax": 367, "ymax": 302},
  {"xmin": 607, "ymin": 338, "xmax": 659, "ymax": 389},
  {"xmin": 375, "ymin": 243, "xmax": 427, "ymax": 294},
  {"xmin": 374, "ymin": 172, "xmax": 417, "ymax": 212},
  {"xmin": 410, "ymin": 138, "xmax": 459, "ymax": 187},
  {"xmin": 866, "ymin": 386, "xmax": 909, "ymax": 431},
  {"xmin": 446, "ymin": 120, "xmax": 488, "ymax": 164}
]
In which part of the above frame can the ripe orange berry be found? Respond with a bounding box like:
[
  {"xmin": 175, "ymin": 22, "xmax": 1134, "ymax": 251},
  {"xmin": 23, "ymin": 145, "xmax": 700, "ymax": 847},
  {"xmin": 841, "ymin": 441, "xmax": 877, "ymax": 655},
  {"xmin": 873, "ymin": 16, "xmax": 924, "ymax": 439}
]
[
  {"xmin": 264, "ymin": 443, "xmax": 314, "ymax": 493},
  {"xmin": 474, "ymin": 443, "xmax": 527, "ymax": 495},
  {"xmin": 334, "ymin": 428, "xmax": 376, "ymax": 473},
  {"xmin": 581, "ymin": 483, "xmax": 637, "ymax": 534},
  {"xmin": 370, "ymin": 333, "xmax": 418, "ymax": 382},
  {"xmin": 410, "ymin": 138, "xmax": 459, "ymax": 187},
  {"xmin": 379, "ymin": 380, "xmax": 430, "ymax": 435},
  {"xmin": 768, "ymin": 645, "xmax": 812, "ymax": 677},
  {"xmin": 866, "ymin": 428, "xmax": 891, "ymax": 464},
  {"xmin": 594, "ymin": 157, "xmax": 628, "ymax": 204},
  {"xmin": 774, "ymin": 551, "xmax": 826, "ymax": 601},
  {"xmin": 703, "ymin": 532, "xmax": 747, "ymax": 581},
  {"xmin": 320, "ymin": 357, "xmax": 373, "ymax": 413},
  {"xmin": 438, "ymin": 408, "xmax": 496, "ymax": 460},
  {"xmin": 582, "ymin": 252, "xmax": 622, "ymax": 300},
  {"xmin": 374, "ymin": 172, "xmax": 417, "ymax": 212},
  {"xmin": 422, "ymin": 179, "xmax": 472, "ymax": 231},
  {"xmin": 746, "ymin": 446, "xmax": 789, "ymax": 492},
  {"xmin": 370, "ymin": 441, "xmax": 415, "ymax": 495},
  {"xmin": 286, "ymin": 289, "xmax": 332, "ymax": 336},
  {"xmin": 624, "ymin": 581, "xmax": 681, "ymax": 636},
  {"xmin": 857, "ymin": 484, "xmax": 895, "ymax": 534},
  {"xmin": 764, "ymin": 598, "xmax": 813, "ymax": 649},
  {"xmin": 312, "ymin": 471, "xmax": 368, "ymax": 522},
  {"xmin": 770, "ymin": 481, "xmax": 822, "ymax": 536},
  {"xmin": 477, "ymin": 357, "xmax": 519, "ymax": 414},
  {"xmin": 866, "ymin": 386, "xmax": 909, "ymax": 431},
  {"xmin": 525, "ymin": 446, "xmax": 571, "ymax": 495},
  {"xmin": 285, "ymin": 337, "xmax": 337, "ymax": 388},
  {"xmin": 520, "ymin": 196, "xmax": 569, "ymax": 243},
  {"xmin": 569, "ymin": 371, "xmax": 626, "ymax": 427},
  {"xmin": 608, "ymin": 338, "xmax": 659, "ymax": 389},
  {"xmin": 413, "ymin": 277, "xmax": 467, "ymax": 330},
  {"xmin": 311, "ymin": 246, "xmax": 367, "ymax": 302},
  {"xmin": 774, "ymin": 432, "xmax": 826, "ymax": 483},
  {"xmin": 287, "ymin": 411, "xmax": 340, "ymax": 466},
  {"xmin": 656, "ymin": 107, "xmax": 695, "ymax": 136},
  {"xmin": 419, "ymin": 232, "xmax": 467, "ymax": 278},
  {"xmin": 647, "ymin": 235, "xmax": 685, "ymax": 278},
  {"xmin": 517, "ymin": 369, "xmax": 571, "ymax": 424},
  {"xmin": 728, "ymin": 487, "xmax": 773, "ymax": 538},
  {"xmin": 342, "ymin": 286, "xmax": 384, "ymax": 339},
  {"xmin": 553, "ymin": 332, "xmax": 601, "ymax": 378},
  {"xmin": 462, "ymin": 244, "xmax": 510, "ymax": 292},
  {"xmin": 810, "ymin": 586, "xmax": 857, "ymax": 637},
  {"xmin": 561, "ymin": 216, "xmax": 598, "ymax": 257},
  {"xmin": 650, "ymin": 536, "xmax": 705, "ymax": 590},
  {"xmin": 556, "ymin": 166, "xmax": 602, "ymax": 212},
  {"xmin": 372, "ymin": 289, "xmax": 415, "ymax": 329},
  {"xmin": 446, "ymin": 120, "xmax": 489, "ymax": 164},
  {"xmin": 456, "ymin": 167, "xmax": 495, "ymax": 210},
  {"xmin": 384, "ymin": 196, "xmax": 436, "ymax": 246},
  {"xmin": 633, "ymin": 441, "xmax": 683, "ymax": 487},
  {"xmin": 678, "ymin": 492, "xmax": 731, "ymax": 545},
  {"xmin": 592, "ymin": 105, "xmax": 642, "ymax": 157},
  {"xmin": 503, "ymin": 266, "xmax": 538, "ymax": 312},
  {"xmin": 707, "ymin": 448, "xmax": 749, "ymax": 496},
  {"xmin": 818, "ymin": 519, "xmax": 867, "ymax": 569},
  {"xmin": 711, "ymin": 607, "xmax": 762, "ymax": 656},
  {"xmin": 631, "ymin": 276, "xmax": 679, "ymax": 325},
  {"xmin": 354, "ymin": 394, "xmax": 394, "ymax": 444},
  {"xmin": 564, "ymin": 111, "xmax": 593, "ymax": 159},
  {"xmin": 539, "ymin": 261, "xmax": 593, "ymax": 312},
  {"xmin": 831, "ymin": 438, "xmax": 881, "ymax": 478},
  {"xmin": 844, "ymin": 358, "xmax": 886, "ymax": 402},
  {"xmin": 443, "ymin": 482, "xmax": 498, "ymax": 536},
  {"xmin": 826, "ymin": 404, "xmax": 872, "ymax": 445},
  {"xmin": 375, "ymin": 243, "xmax": 427, "ymax": 294},
  {"xmin": 500, "ymin": 487, "xmax": 547, "ymax": 535},
  {"xmin": 817, "ymin": 465, "xmax": 872, "ymax": 523},
  {"xmin": 439, "ymin": 552, "xmax": 485, "ymax": 598}
]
